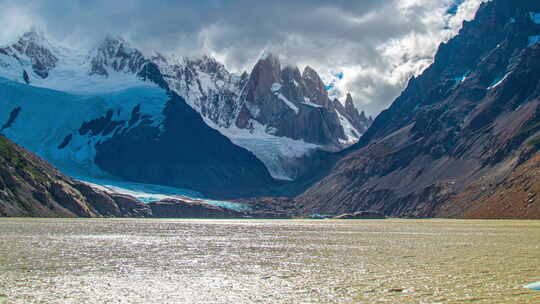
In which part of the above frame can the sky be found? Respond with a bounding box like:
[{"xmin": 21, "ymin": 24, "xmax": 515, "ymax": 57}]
[{"xmin": 0, "ymin": 0, "xmax": 488, "ymax": 116}]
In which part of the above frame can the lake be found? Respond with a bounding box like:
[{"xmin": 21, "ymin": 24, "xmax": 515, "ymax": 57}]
[{"xmin": 0, "ymin": 219, "xmax": 539, "ymax": 303}]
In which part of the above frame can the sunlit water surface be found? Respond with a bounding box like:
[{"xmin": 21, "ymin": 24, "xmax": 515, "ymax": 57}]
[{"xmin": 0, "ymin": 219, "xmax": 539, "ymax": 303}]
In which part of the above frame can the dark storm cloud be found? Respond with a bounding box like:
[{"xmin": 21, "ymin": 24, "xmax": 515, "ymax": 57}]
[{"xmin": 0, "ymin": 0, "xmax": 485, "ymax": 115}]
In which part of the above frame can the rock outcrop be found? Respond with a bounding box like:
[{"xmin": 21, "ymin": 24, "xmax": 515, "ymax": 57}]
[
  {"xmin": 236, "ymin": 54, "xmax": 371, "ymax": 148},
  {"xmin": 148, "ymin": 199, "xmax": 246, "ymax": 219},
  {"xmin": 332, "ymin": 211, "xmax": 385, "ymax": 219},
  {"xmin": 91, "ymin": 92, "xmax": 275, "ymax": 198}
]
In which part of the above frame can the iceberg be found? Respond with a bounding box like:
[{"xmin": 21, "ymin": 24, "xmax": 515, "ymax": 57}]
[{"xmin": 524, "ymin": 281, "xmax": 540, "ymax": 291}]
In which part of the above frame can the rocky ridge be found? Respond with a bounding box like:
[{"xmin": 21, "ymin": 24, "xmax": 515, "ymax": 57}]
[{"xmin": 294, "ymin": 0, "xmax": 540, "ymax": 219}]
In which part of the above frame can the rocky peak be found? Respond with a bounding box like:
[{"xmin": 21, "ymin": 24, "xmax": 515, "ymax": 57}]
[
  {"xmin": 187, "ymin": 55, "xmax": 229, "ymax": 79},
  {"xmin": 250, "ymin": 53, "xmax": 282, "ymax": 86},
  {"xmin": 17, "ymin": 28, "xmax": 49, "ymax": 46},
  {"xmin": 97, "ymin": 35, "xmax": 130, "ymax": 53},
  {"xmin": 344, "ymin": 93, "xmax": 354, "ymax": 110},
  {"xmin": 89, "ymin": 35, "xmax": 146, "ymax": 77},
  {"xmin": 243, "ymin": 53, "xmax": 283, "ymax": 107},
  {"xmin": 343, "ymin": 93, "xmax": 365, "ymax": 120},
  {"xmin": 3, "ymin": 28, "xmax": 58, "ymax": 79},
  {"xmin": 302, "ymin": 66, "xmax": 326, "ymax": 93},
  {"xmin": 280, "ymin": 65, "xmax": 302, "ymax": 85},
  {"xmin": 302, "ymin": 66, "xmax": 331, "ymax": 107},
  {"xmin": 279, "ymin": 65, "xmax": 303, "ymax": 102}
]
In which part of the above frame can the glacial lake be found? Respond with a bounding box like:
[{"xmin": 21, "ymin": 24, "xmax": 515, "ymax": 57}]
[{"xmin": 0, "ymin": 219, "xmax": 539, "ymax": 303}]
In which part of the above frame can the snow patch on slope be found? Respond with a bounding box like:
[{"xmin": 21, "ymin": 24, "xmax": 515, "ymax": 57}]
[
  {"xmin": 336, "ymin": 110, "xmax": 360, "ymax": 145},
  {"xmin": 302, "ymin": 100, "xmax": 323, "ymax": 108},
  {"xmin": 454, "ymin": 71, "xmax": 471, "ymax": 83},
  {"xmin": 277, "ymin": 93, "xmax": 299, "ymax": 114},
  {"xmin": 487, "ymin": 72, "xmax": 510, "ymax": 89},
  {"xmin": 271, "ymin": 82, "xmax": 282, "ymax": 92}
]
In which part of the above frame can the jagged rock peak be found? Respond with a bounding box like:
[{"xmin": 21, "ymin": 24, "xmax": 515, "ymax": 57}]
[
  {"xmin": 302, "ymin": 65, "xmax": 326, "ymax": 94},
  {"xmin": 258, "ymin": 51, "xmax": 279, "ymax": 63},
  {"xmin": 17, "ymin": 27, "xmax": 50, "ymax": 45},
  {"xmin": 185, "ymin": 55, "xmax": 229, "ymax": 79},
  {"xmin": 89, "ymin": 34, "xmax": 146, "ymax": 77},
  {"xmin": 345, "ymin": 93, "xmax": 354, "ymax": 107},
  {"xmin": 302, "ymin": 65, "xmax": 318, "ymax": 79},
  {"xmin": 280, "ymin": 65, "xmax": 302, "ymax": 84},
  {"xmin": 250, "ymin": 52, "xmax": 282, "ymax": 86},
  {"xmin": 94, "ymin": 35, "xmax": 137, "ymax": 56},
  {"xmin": 344, "ymin": 93, "xmax": 362, "ymax": 116},
  {"xmin": 282, "ymin": 64, "xmax": 302, "ymax": 73},
  {"xmin": 256, "ymin": 52, "xmax": 281, "ymax": 69},
  {"xmin": 6, "ymin": 28, "xmax": 58, "ymax": 79}
]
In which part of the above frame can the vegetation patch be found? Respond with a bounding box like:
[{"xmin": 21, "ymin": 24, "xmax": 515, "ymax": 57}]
[{"xmin": 0, "ymin": 136, "xmax": 47, "ymax": 183}]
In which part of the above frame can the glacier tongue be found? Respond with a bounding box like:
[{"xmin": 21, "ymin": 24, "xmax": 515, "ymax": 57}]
[
  {"xmin": 78, "ymin": 176, "xmax": 251, "ymax": 211},
  {"xmin": 201, "ymin": 117, "xmax": 320, "ymax": 181}
]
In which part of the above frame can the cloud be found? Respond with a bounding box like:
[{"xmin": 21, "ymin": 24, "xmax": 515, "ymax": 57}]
[{"xmin": 0, "ymin": 0, "xmax": 488, "ymax": 115}]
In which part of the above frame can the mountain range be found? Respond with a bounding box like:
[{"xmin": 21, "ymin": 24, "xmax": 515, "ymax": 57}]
[
  {"xmin": 1, "ymin": 0, "xmax": 539, "ymax": 219},
  {"xmin": 0, "ymin": 30, "xmax": 371, "ymax": 188}
]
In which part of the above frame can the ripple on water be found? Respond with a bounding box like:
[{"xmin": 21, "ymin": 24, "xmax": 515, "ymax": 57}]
[{"xmin": 0, "ymin": 219, "xmax": 539, "ymax": 303}]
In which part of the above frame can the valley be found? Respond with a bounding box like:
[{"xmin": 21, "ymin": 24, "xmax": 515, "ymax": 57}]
[
  {"xmin": 1, "ymin": 0, "xmax": 539, "ymax": 219},
  {"xmin": 1, "ymin": 1, "xmax": 540, "ymax": 303}
]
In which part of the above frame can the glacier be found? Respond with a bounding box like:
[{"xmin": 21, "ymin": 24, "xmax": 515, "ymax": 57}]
[
  {"xmin": 79, "ymin": 176, "xmax": 250, "ymax": 211},
  {"xmin": 0, "ymin": 76, "xmax": 167, "ymax": 175},
  {"xmin": 335, "ymin": 110, "xmax": 359, "ymax": 145},
  {"xmin": 0, "ymin": 30, "xmax": 370, "ymax": 184},
  {"xmin": 0, "ymin": 76, "xmax": 250, "ymax": 209},
  {"xmin": 212, "ymin": 119, "xmax": 320, "ymax": 181}
]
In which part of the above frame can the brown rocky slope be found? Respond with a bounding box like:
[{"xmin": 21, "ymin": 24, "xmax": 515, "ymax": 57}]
[{"xmin": 291, "ymin": 0, "xmax": 540, "ymax": 219}]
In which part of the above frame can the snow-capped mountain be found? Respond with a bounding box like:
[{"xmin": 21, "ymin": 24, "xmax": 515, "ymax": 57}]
[
  {"xmin": 156, "ymin": 52, "xmax": 372, "ymax": 179},
  {"xmin": 0, "ymin": 29, "xmax": 371, "ymax": 183},
  {"xmin": 0, "ymin": 29, "xmax": 274, "ymax": 198}
]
